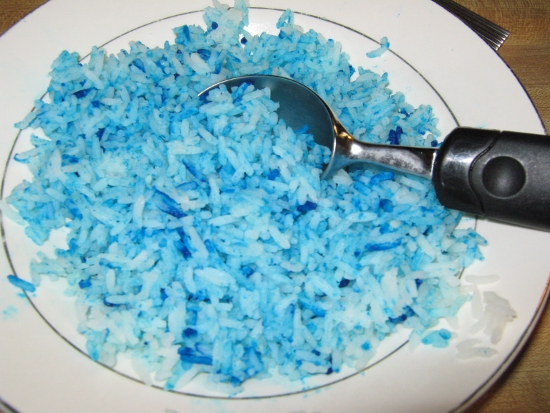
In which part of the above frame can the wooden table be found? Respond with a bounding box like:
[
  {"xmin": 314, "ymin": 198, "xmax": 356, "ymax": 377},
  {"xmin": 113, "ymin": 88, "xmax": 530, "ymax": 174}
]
[{"xmin": 0, "ymin": 1, "xmax": 548, "ymax": 412}]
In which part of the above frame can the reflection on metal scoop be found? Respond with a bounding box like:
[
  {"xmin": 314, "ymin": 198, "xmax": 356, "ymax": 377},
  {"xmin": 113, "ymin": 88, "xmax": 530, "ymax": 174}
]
[
  {"xmin": 199, "ymin": 74, "xmax": 436, "ymax": 180},
  {"xmin": 200, "ymin": 74, "xmax": 550, "ymax": 231}
]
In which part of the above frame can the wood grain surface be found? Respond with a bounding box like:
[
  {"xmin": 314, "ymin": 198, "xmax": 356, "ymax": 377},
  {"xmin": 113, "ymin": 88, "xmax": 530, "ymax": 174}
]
[{"xmin": 0, "ymin": 1, "xmax": 548, "ymax": 412}]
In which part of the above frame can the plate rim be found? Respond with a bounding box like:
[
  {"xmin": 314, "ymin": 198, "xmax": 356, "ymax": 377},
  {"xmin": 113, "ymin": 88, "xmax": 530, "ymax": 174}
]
[{"xmin": 0, "ymin": 1, "xmax": 549, "ymax": 412}]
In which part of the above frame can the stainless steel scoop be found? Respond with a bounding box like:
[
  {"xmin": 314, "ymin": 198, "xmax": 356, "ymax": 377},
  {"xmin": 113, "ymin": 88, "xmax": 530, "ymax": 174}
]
[{"xmin": 200, "ymin": 74, "xmax": 550, "ymax": 231}]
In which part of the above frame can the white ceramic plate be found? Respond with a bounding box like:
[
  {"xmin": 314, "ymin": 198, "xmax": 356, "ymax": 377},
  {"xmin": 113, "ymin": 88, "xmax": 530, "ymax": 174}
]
[{"xmin": 1, "ymin": 1, "xmax": 549, "ymax": 412}]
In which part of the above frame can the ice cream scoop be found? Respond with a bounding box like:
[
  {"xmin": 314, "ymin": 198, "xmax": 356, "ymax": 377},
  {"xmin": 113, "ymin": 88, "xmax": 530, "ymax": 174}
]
[{"xmin": 201, "ymin": 74, "xmax": 550, "ymax": 231}]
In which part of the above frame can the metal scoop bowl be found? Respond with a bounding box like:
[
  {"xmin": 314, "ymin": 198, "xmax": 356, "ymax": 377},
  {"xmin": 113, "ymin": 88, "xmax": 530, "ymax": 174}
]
[
  {"xmin": 200, "ymin": 75, "xmax": 435, "ymax": 180},
  {"xmin": 200, "ymin": 74, "xmax": 550, "ymax": 231}
]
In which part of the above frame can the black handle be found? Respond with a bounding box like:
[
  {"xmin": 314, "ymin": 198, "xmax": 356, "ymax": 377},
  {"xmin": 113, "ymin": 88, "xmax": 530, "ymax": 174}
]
[{"xmin": 432, "ymin": 127, "xmax": 550, "ymax": 231}]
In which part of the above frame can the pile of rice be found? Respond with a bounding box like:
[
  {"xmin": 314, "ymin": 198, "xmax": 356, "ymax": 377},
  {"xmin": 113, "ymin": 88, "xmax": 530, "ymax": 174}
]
[{"xmin": 4, "ymin": 0, "xmax": 490, "ymax": 391}]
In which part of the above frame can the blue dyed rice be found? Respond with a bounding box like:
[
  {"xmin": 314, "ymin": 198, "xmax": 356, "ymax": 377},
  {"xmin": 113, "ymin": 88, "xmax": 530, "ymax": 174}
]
[
  {"xmin": 4, "ymin": 1, "xmax": 486, "ymax": 391},
  {"xmin": 7, "ymin": 274, "xmax": 36, "ymax": 293}
]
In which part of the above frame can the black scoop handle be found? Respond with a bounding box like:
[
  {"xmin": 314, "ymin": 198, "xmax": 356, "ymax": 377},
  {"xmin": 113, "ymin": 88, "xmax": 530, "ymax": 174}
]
[{"xmin": 432, "ymin": 127, "xmax": 550, "ymax": 231}]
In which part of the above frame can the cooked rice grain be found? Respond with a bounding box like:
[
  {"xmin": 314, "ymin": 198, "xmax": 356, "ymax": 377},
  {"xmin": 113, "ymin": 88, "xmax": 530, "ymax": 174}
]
[{"xmin": 5, "ymin": 1, "xmax": 488, "ymax": 391}]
